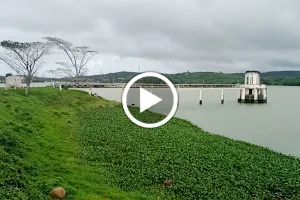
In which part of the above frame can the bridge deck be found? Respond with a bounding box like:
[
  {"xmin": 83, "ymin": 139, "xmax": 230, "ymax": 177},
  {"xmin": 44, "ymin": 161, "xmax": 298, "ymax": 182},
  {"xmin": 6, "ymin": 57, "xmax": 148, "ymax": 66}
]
[{"xmin": 57, "ymin": 82, "xmax": 243, "ymax": 88}]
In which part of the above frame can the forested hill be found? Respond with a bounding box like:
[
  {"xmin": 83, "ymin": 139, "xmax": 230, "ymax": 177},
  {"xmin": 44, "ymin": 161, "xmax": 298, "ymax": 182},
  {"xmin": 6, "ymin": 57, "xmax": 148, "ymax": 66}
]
[
  {"xmin": 231, "ymin": 71, "xmax": 300, "ymax": 77},
  {"xmin": 2, "ymin": 71, "xmax": 300, "ymax": 86},
  {"xmin": 230, "ymin": 71, "xmax": 300, "ymax": 85},
  {"xmin": 85, "ymin": 71, "xmax": 244, "ymax": 84},
  {"xmin": 85, "ymin": 71, "xmax": 300, "ymax": 86}
]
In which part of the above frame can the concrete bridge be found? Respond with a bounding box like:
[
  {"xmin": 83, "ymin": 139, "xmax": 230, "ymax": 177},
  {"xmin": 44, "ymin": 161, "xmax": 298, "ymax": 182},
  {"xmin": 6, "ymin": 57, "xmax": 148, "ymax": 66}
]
[{"xmin": 56, "ymin": 82, "xmax": 243, "ymax": 89}]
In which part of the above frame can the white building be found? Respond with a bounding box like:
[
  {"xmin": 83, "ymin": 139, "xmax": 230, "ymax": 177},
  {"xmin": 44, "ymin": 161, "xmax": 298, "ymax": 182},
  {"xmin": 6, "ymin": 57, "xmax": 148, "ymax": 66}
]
[
  {"xmin": 245, "ymin": 71, "xmax": 261, "ymax": 85},
  {"xmin": 5, "ymin": 74, "xmax": 23, "ymax": 88},
  {"xmin": 238, "ymin": 71, "xmax": 267, "ymax": 103}
]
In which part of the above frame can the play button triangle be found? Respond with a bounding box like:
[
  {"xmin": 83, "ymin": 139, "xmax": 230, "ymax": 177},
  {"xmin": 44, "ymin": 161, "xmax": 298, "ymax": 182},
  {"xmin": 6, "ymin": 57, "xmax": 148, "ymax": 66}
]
[{"xmin": 140, "ymin": 87, "xmax": 162, "ymax": 113}]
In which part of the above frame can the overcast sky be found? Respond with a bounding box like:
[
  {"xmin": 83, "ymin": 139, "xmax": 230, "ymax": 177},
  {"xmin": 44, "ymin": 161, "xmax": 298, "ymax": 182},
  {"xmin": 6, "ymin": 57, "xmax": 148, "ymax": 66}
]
[{"xmin": 1, "ymin": 0, "xmax": 300, "ymax": 77}]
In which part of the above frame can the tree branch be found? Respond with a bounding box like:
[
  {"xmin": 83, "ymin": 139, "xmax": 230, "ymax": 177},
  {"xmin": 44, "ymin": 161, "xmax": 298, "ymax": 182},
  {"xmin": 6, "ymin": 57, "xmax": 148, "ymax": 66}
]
[{"xmin": 44, "ymin": 37, "xmax": 98, "ymax": 81}]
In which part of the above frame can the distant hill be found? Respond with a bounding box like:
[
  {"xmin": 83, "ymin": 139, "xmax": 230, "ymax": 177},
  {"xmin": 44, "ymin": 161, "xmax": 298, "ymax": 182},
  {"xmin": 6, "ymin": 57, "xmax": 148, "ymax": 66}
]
[
  {"xmin": 231, "ymin": 71, "xmax": 300, "ymax": 77},
  {"xmin": 81, "ymin": 71, "xmax": 300, "ymax": 86},
  {"xmin": 81, "ymin": 71, "xmax": 244, "ymax": 84},
  {"xmin": 2, "ymin": 70, "xmax": 300, "ymax": 86},
  {"xmin": 83, "ymin": 71, "xmax": 139, "ymax": 83},
  {"xmin": 230, "ymin": 71, "xmax": 300, "ymax": 86}
]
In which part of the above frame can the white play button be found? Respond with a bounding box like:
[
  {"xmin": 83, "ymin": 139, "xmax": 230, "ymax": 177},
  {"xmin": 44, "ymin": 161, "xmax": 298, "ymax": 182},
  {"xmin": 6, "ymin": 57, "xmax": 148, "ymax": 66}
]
[
  {"xmin": 122, "ymin": 72, "xmax": 178, "ymax": 128},
  {"xmin": 139, "ymin": 87, "xmax": 162, "ymax": 113}
]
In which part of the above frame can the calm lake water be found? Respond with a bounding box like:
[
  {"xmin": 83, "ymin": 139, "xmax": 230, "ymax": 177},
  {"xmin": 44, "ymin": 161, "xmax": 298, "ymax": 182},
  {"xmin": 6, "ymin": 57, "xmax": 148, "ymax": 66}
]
[
  {"xmin": 77, "ymin": 86, "xmax": 300, "ymax": 157},
  {"xmin": 0, "ymin": 82, "xmax": 52, "ymax": 88}
]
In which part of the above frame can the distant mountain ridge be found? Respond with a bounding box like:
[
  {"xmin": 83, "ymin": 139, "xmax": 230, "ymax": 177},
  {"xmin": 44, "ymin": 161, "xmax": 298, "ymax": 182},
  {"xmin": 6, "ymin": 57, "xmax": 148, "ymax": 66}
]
[
  {"xmin": 1, "ymin": 71, "xmax": 300, "ymax": 86},
  {"xmin": 231, "ymin": 71, "xmax": 300, "ymax": 77},
  {"xmin": 80, "ymin": 70, "xmax": 300, "ymax": 86},
  {"xmin": 85, "ymin": 70, "xmax": 300, "ymax": 81}
]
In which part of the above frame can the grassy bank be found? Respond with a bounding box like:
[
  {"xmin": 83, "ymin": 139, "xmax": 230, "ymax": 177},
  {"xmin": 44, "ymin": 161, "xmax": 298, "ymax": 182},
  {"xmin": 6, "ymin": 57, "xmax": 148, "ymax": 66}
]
[
  {"xmin": 1, "ymin": 88, "xmax": 300, "ymax": 199},
  {"xmin": 0, "ymin": 88, "xmax": 150, "ymax": 199}
]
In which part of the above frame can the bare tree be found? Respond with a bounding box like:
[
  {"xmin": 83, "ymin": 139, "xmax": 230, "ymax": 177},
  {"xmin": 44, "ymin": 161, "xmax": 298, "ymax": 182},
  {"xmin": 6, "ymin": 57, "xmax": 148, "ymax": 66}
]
[
  {"xmin": 0, "ymin": 40, "xmax": 52, "ymax": 95},
  {"xmin": 43, "ymin": 37, "xmax": 98, "ymax": 83}
]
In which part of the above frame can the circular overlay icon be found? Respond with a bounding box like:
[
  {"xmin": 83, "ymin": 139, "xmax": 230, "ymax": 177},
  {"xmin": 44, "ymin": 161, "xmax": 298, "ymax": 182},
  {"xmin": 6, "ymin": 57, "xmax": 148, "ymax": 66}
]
[{"xmin": 122, "ymin": 72, "xmax": 179, "ymax": 128}]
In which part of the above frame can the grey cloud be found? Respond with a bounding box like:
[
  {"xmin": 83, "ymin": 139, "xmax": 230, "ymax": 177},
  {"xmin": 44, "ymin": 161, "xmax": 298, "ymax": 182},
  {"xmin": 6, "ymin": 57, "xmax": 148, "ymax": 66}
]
[
  {"xmin": 1, "ymin": 0, "xmax": 300, "ymax": 75},
  {"xmin": 269, "ymin": 60, "xmax": 300, "ymax": 68}
]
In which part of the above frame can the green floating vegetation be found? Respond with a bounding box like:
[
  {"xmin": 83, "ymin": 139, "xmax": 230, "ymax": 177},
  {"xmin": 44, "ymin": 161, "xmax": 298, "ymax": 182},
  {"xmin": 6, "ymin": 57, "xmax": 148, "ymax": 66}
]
[{"xmin": 79, "ymin": 106, "xmax": 300, "ymax": 200}]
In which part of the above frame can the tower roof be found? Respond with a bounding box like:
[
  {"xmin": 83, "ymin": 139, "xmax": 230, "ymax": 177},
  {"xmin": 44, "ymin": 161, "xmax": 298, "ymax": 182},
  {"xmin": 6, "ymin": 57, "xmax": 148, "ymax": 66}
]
[{"xmin": 245, "ymin": 70, "xmax": 260, "ymax": 74}]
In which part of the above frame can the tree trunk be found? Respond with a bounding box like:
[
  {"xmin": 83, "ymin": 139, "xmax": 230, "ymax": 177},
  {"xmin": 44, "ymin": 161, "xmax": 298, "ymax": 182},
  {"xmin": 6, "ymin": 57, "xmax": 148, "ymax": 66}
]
[
  {"xmin": 25, "ymin": 75, "xmax": 31, "ymax": 95},
  {"xmin": 25, "ymin": 81, "xmax": 30, "ymax": 95}
]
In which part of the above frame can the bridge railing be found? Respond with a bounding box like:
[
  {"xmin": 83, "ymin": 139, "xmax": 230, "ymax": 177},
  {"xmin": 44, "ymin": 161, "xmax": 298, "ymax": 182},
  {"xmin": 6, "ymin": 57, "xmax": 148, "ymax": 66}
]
[{"xmin": 54, "ymin": 81, "xmax": 244, "ymax": 88}]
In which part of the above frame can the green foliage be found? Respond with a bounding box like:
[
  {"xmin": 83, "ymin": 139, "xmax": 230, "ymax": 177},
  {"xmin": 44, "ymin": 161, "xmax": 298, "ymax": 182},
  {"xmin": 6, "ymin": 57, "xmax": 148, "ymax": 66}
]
[
  {"xmin": 262, "ymin": 76, "xmax": 300, "ymax": 86},
  {"xmin": 79, "ymin": 106, "xmax": 300, "ymax": 200},
  {"xmin": 165, "ymin": 72, "xmax": 244, "ymax": 84},
  {"xmin": 83, "ymin": 71, "xmax": 245, "ymax": 84},
  {"xmin": 87, "ymin": 71, "xmax": 300, "ymax": 86}
]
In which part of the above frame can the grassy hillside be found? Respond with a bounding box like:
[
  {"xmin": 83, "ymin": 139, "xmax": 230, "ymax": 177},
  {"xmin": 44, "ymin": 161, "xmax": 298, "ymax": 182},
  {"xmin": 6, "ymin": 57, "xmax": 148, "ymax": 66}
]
[
  {"xmin": 1, "ymin": 88, "xmax": 300, "ymax": 199},
  {"xmin": 0, "ymin": 88, "xmax": 150, "ymax": 200}
]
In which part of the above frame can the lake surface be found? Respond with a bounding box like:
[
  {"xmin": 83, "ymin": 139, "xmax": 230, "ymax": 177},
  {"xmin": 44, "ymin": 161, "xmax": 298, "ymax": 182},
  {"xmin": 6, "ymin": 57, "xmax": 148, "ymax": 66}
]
[
  {"xmin": 77, "ymin": 86, "xmax": 300, "ymax": 157},
  {"xmin": 0, "ymin": 82, "xmax": 52, "ymax": 88}
]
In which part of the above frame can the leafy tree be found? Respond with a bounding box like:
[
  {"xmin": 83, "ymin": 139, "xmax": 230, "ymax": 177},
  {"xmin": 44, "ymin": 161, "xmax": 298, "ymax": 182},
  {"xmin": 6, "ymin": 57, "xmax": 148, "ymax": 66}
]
[{"xmin": 0, "ymin": 40, "xmax": 52, "ymax": 94}]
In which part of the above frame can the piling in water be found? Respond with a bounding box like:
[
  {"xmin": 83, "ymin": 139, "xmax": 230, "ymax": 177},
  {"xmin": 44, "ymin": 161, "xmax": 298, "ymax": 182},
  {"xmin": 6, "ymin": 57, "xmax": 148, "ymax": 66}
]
[
  {"xmin": 221, "ymin": 88, "xmax": 224, "ymax": 104},
  {"xmin": 199, "ymin": 88, "xmax": 203, "ymax": 105}
]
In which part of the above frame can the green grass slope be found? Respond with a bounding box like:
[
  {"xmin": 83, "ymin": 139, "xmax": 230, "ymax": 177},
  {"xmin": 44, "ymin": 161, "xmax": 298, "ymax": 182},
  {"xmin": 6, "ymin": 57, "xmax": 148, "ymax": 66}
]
[
  {"xmin": 0, "ymin": 88, "xmax": 152, "ymax": 200},
  {"xmin": 1, "ymin": 88, "xmax": 300, "ymax": 199}
]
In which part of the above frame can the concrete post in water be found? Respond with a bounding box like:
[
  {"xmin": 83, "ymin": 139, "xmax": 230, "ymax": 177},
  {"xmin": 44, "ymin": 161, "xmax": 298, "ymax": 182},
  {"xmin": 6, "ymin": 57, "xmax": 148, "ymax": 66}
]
[
  {"xmin": 263, "ymin": 88, "xmax": 267, "ymax": 103},
  {"xmin": 221, "ymin": 88, "xmax": 224, "ymax": 104},
  {"xmin": 241, "ymin": 88, "xmax": 246, "ymax": 103},
  {"xmin": 199, "ymin": 88, "xmax": 203, "ymax": 105},
  {"xmin": 254, "ymin": 88, "xmax": 258, "ymax": 103},
  {"xmin": 238, "ymin": 89, "xmax": 242, "ymax": 102}
]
